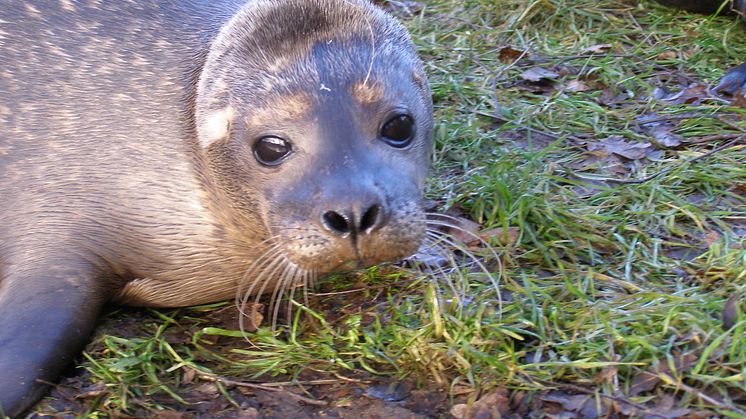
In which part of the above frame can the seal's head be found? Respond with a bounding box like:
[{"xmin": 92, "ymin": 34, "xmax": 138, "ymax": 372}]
[{"xmin": 196, "ymin": 0, "xmax": 433, "ymax": 274}]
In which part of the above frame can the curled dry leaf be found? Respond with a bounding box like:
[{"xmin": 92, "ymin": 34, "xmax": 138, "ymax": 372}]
[
  {"xmin": 656, "ymin": 50, "xmax": 678, "ymax": 60},
  {"xmin": 498, "ymin": 46, "xmax": 524, "ymax": 63},
  {"xmin": 564, "ymin": 79, "xmax": 592, "ymax": 93},
  {"xmin": 480, "ymin": 227, "xmax": 519, "ymax": 247},
  {"xmin": 588, "ymin": 136, "xmax": 653, "ymax": 160},
  {"xmin": 582, "ymin": 43, "xmax": 613, "ymax": 54},
  {"xmin": 661, "ymin": 83, "xmax": 710, "ymax": 105},
  {"xmin": 241, "ymin": 302, "xmax": 264, "ymax": 332},
  {"xmin": 629, "ymin": 352, "xmax": 698, "ymax": 396},
  {"xmin": 451, "ymin": 389, "xmax": 510, "ymax": 419},
  {"xmin": 439, "ymin": 215, "xmax": 482, "ymax": 246},
  {"xmin": 703, "ymin": 230, "xmax": 721, "ymax": 247},
  {"xmin": 649, "ymin": 124, "xmax": 683, "ymax": 148},
  {"xmin": 520, "ymin": 67, "xmax": 560, "ymax": 82},
  {"xmin": 182, "ymin": 367, "xmax": 197, "ymax": 384}
]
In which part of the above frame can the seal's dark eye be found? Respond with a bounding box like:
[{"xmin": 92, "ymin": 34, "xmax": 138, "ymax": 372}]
[
  {"xmin": 380, "ymin": 114, "xmax": 415, "ymax": 148},
  {"xmin": 253, "ymin": 136, "xmax": 292, "ymax": 166}
]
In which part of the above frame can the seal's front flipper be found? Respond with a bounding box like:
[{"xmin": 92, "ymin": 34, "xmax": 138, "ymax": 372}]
[
  {"xmin": 715, "ymin": 62, "xmax": 746, "ymax": 96},
  {"xmin": 0, "ymin": 259, "xmax": 105, "ymax": 417}
]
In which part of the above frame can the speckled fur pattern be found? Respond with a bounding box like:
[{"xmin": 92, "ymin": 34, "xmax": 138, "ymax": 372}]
[{"xmin": 0, "ymin": 0, "xmax": 433, "ymax": 415}]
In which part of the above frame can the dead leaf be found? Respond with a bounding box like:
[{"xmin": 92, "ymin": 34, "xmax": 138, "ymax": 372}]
[
  {"xmin": 656, "ymin": 51, "xmax": 678, "ymax": 60},
  {"xmin": 588, "ymin": 136, "xmax": 653, "ymax": 160},
  {"xmin": 498, "ymin": 46, "xmax": 524, "ymax": 63},
  {"xmin": 564, "ymin": 79, "xmax": 592, "ymax": 92},
  {"xmin": 723, "ymin": 293, "xmax": 740, "ymax": 329},
  {"xmin": 434, "ymin": 215, "xmax": 482, "ymax": 246},
  {"xmin": 240, "ymin": 303, "xmax": 264, "ymax": 331},
  {"xmin": 597, "ymin": 88, "xmax": 628, "ymax": 107},
  {"xmin": 480, "ymin": 227, "xmax": 519, "ymax": 247},
  {"xmin": 629, "ymin": 352, "xmax": 698, "ymax": 396},
  {"xmin": 661, "ymin": 83, "xmax": 710, "ymax": 105},
  {"xmin": 642, "ymin": 394, "xmax": 691, "ymax": 419},
  {"xmin": 541, "ymin": 392, "xmax": 590, "ymax": 411},
  {"xmin": 649, "ymin": 124, "xmax": 683, "ymax": 148},
  {"xmin": 72, "ymin": 382, "xmax": 107, "ymax": 400},
  {"xmin": 733, "ymin": 91, "xmax": 746, "ymax": 108},
  {"xmin": 594, "ymin": 363, "xmax": 619, "ymax": 385},
  {"xmin": 182, "ymin": 367, "xmax": 197, "ymax": 384},
  {"xmin": 703, "ymin": 230, "xmax": 721, "ymax": 247},
  {"xmin": 520, "ymin": 67, "xmax": 559, "ymax": 82},
  {"xmin": 462, "ymin": 388, "xmax": 510, "ymax": 419},
  {"xmin": 583, "ymin": 43, "xmax": 612, "ymax": 54}
]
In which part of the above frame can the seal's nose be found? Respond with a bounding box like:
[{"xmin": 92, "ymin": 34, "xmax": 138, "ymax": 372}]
[{"xmin": 322, "ymin": 203, "xmax": 385, "ymax": 237}]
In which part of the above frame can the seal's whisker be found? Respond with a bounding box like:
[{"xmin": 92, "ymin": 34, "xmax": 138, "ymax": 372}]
[
  {"xmin": 235, "ymin": 240, "xmax": 283, "ymax": 302},
  {"xmin": 426, "ymin": 220, "xmax": 503, "ymax": 311},
  {"xmin": 285, "ymin": 269, "xmax": 302, "ymax": 328},
  {"xmin": 424, "ymin": 229, "xmax": 503, "ymax": 316},
  {"xmin": 235, "ymin": 241, "xmax": 283, "ymax": 317},
  {"xmin": 269, "ymin": 263, "xmax": 297, "ymax": 330},
  {"xmin": 419, "ymin": 236, "xmax": 463, "ymax": 303},
  {"xmin": 341, "ymin": 0, "xmax": 376, "ymax": 86},
  {"xmin": 424, "ymin": 212, "xmax": 503, "ymax": 263},
  {"xmin": 239, "ymin": 252, "xmax": 287, "ymax": 335}
]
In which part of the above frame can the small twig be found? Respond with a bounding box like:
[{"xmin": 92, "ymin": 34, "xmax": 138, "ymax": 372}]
[
  {"xmin": 195, "ymin": 371, "xmax": 328, "ymax": 406},
  {"xmin": 588, "ymin": 136, "xmax": 745, "ymax": 185}
]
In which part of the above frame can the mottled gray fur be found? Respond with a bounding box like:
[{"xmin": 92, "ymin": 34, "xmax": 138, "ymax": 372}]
[{"xmin": 0, "ymin": 0, "xmax": 433, "ymax": 416}]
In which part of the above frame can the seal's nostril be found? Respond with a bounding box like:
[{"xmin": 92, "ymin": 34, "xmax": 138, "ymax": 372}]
[
  {"xmin": 323, "ymin": 211, "xmax": 351, "ymax": 235},
  {"xmin": 360, "ymin": 204, "xmax": 383, "ymax": 233}
]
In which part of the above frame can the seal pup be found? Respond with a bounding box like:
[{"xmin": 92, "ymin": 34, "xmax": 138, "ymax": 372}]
[{"xmin": 0, "ymin": 0, "xmax": 433, "ymax": 416}]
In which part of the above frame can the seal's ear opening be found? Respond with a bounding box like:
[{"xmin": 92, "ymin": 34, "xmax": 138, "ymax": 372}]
[{"xmin": 198, "ymin": 106, "xmax": 235, "ymax": 148}]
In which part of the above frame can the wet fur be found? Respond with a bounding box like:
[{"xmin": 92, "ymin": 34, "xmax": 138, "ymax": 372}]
[{"xmin": 0, "ymin": 0, "xmax": 432, "ymax": 416}]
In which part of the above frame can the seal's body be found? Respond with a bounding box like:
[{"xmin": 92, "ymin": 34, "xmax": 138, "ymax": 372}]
[{"xmin": 0, "ymin": 0, "xmax": 433, "ymax": 415}]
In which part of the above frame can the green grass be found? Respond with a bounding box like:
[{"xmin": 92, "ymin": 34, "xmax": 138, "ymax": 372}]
[{"xmin": 35, "ymin": 0, "xmax": 746, "ymax": 416}]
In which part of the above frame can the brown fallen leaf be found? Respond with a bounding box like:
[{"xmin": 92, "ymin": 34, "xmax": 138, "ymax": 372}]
[
  {"xmin": 582, "ymin": 43, "xmax": 613, "ymax": 54},
  {"xmin": 588, "ymin": 136, "xmax": 653, "ymax": 160},
  {"xmin": 723, "ymin": 293, "xmax": 740, "ymax": 330},
  {"xmin": 564, "ymin": 79, "xmax": 592, "ymax": 92},
  {"xmin": 480, "ymin": 227, "xmax": 519, "ymax": 247},
  {"xmin": 451, "ymin": 388, "xmax": 510, "ymax": 419},
  {"xmin": 703, "ymin": 230, "xmax": 721, "ymax": 247},
  {"xmin": 434, "ymin": 214, "xmax": 482, "ymax": 246},
  {"xmin": 520, "ymin": 67, "xmax": 559, "ymax": 82},
  {"xmin": 540, "ymin": 392, "xmax": 590, "ymax": 411},
  {"xmin": 649, "ymin": 124, "xmax": 683, "ymax": 148},
  {"xmin": 240, "ymin": 302, "xmax": 264, "ymax": 332},
  {"xmin": 629, "ymin": 352, "xmax": 698, "ymax": 396},
  {"xmin": 661, "ymin": 83, "xmax": 710, "ymax": 105},
  {"xmin": 656, "ymin": 50, "xmax": 678, "ymax": 60},
  {"xmin": 498, "ymin": 46, "xmax": 524, "ymax": 63}
]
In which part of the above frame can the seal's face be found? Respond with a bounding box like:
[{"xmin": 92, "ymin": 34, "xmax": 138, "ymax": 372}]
[{"xmin": 196, "ymin": 0, "xmax": 433, "ymax": 274}]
